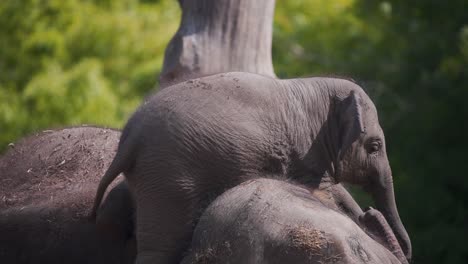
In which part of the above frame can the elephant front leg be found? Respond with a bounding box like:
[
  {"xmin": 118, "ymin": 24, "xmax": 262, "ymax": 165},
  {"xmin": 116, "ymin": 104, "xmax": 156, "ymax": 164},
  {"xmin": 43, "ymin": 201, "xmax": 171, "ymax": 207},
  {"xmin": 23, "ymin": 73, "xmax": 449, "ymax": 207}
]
[{"xmin": 359, "ymin": 207, "xmax": 408, "ymax": 264}]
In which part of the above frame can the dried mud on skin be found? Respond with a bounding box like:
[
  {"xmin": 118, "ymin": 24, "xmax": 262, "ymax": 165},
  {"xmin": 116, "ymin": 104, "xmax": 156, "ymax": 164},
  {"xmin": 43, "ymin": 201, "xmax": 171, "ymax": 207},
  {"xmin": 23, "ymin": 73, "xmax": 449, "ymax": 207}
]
[
  {"xmin": 0, "ymin": 126, "xmax": 122, "ymax": 216},
  {"xmin": 288, "ymin": 226, "xmax": 342, "ymax": 263},
  {"xmin": 192, "ymin": 241, "xmax": 232, "ymax": 264}
]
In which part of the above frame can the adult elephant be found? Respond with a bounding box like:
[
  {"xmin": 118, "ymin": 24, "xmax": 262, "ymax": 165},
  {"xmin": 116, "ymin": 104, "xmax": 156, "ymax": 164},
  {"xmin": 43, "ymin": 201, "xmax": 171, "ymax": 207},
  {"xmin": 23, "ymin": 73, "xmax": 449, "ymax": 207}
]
[
  {"xmin": 182, "ymin": 178, "xmax": 408, "ymax": 264},
  {"xmin": 91, "ymin": 72, "xmax": 411, "ymax": 263},
  {"xmin": 0, "ymin": 127, "xmax": 135, "ymax": 264}
]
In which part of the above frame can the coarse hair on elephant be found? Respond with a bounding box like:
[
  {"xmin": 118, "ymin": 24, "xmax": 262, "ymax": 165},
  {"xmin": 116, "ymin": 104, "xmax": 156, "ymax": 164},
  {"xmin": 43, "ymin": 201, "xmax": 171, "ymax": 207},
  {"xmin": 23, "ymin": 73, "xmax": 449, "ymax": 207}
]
[
  {"xmin": 182, "ymin": 178, "xmax": 408, "ymax": 264},
  {"xmin": 0, "ymin": 127, "xmax": 135, "ymax": 264},
  {"xmin": 91, "ymin": 72, "xmax": 411, "ymax": 263}
]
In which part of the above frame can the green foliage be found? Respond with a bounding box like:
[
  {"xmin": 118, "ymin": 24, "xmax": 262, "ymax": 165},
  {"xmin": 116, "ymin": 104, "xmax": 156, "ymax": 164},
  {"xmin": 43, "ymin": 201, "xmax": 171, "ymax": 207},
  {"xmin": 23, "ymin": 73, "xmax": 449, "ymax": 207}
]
[
  {"xmin": 274, "ymin": 0, "xmax": 384, "ymax": 77},
  {"xmin": 1, "ymin": 0, "xmax": 466, "ymax": 263},
  {"xmin": 0, "ymin": 0, "xmax": 180, "ymax": 149},
  {"xmin": 23, "ymin": 59, "xmax": 119, "ymax": 127}
]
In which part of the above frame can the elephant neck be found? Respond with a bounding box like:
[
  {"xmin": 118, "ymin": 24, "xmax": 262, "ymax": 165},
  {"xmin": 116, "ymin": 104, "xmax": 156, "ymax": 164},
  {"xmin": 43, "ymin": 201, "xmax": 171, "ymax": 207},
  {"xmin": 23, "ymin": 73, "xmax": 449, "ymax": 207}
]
[{"xmin": 282, "ymin": 78, "xmax": 341, "ymax": 187}]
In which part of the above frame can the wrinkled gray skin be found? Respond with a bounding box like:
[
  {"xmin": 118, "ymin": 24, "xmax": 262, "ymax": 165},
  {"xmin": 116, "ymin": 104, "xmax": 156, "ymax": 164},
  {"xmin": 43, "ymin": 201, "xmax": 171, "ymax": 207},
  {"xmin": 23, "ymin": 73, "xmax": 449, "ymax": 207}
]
[
  {"xmin": 182, "ymin": 178, "xmax": 407, "ymax": 264},
  {"xmin": 91, "ymin": 72, "xmax": 411, "ymax": 263}
]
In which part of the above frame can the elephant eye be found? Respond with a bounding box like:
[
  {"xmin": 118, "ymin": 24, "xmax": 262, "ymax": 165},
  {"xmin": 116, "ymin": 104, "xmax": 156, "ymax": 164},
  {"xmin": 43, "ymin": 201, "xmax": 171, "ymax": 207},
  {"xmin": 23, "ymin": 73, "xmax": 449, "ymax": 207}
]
[{"xmin": 366, "ymin": 140, "xmax": 382, "ymax": 154}]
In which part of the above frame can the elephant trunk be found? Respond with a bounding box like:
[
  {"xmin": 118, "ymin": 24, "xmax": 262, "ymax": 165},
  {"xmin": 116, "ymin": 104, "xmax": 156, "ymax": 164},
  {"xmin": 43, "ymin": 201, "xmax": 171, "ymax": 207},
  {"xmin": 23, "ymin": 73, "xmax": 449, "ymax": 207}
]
[{"xmin": 371, "ymin": 174, "xmax": 412, "ymax": 261}]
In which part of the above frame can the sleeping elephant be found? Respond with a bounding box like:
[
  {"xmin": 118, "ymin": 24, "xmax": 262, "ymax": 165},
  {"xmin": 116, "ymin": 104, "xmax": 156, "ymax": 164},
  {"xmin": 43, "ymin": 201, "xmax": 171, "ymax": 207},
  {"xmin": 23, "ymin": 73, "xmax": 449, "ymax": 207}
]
[
  {"xmin": 91, "ymin": 72, "xmax": 411, "ymax": 263},
  {"xmin": 0, "ymin": 127, "xmax": 135, "ymax": 264},
  {"xmin": 182, "ymin": 178, "xmax": 407, "ymax": 264}
]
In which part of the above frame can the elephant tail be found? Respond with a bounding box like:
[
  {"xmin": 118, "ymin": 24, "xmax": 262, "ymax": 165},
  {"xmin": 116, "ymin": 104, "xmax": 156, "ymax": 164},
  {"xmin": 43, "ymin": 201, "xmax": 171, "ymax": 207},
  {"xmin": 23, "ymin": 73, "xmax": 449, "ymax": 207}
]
[{"xmin": 89, "ymin": 130, "xmax": 137, "ymax": 222}]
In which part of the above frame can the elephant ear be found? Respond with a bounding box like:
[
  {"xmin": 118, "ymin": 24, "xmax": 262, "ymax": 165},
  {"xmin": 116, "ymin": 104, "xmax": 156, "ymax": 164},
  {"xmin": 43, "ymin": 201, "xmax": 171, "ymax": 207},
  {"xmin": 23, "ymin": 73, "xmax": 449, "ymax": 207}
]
[{"xmin": 338, "ymin": 90, "xmax": 365, "ymax": 159}]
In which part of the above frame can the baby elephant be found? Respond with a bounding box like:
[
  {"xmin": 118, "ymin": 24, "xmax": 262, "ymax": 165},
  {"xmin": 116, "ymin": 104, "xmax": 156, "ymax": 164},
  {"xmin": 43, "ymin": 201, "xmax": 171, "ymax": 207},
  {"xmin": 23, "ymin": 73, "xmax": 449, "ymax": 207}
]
[
  {"xmin": 0, "ymin": 127, "xmax": 135, "ymax": 264},
  {"xmin": 182, "ymin": 178, "xmax": 407, "ymax": 264},
  {"xmin": 92, "ymin": 72, "xmax": 411, "ymax": 263}
]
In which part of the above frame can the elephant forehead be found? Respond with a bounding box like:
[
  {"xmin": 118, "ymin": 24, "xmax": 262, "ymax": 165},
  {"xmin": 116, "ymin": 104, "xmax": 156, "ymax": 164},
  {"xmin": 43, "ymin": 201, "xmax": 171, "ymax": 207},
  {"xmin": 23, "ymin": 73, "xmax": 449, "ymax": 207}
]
[{"xmin": 362, "ymin": 116, "xmax": 384, "ymax": 138}]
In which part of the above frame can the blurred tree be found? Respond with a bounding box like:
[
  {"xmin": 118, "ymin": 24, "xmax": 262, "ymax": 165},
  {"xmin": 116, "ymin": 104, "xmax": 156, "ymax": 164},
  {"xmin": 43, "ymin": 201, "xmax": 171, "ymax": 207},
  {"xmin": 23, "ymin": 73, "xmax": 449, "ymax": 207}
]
[{"xmin": 161, "ymin": 0, "xmax": 276, "ymax": 86}]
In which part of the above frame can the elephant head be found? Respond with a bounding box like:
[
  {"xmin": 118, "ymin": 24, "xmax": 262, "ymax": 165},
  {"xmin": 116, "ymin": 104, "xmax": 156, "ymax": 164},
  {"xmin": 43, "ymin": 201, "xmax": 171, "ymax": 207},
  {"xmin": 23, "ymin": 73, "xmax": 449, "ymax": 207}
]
[{"xmin": 332, "ymin": 88, "xmax": 412, "ymax": 261}]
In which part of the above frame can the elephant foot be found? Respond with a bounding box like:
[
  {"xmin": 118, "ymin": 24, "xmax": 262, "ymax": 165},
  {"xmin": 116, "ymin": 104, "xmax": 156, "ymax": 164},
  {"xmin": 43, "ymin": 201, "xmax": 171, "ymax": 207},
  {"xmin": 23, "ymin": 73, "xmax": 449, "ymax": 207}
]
[{"xmin": 359, "ymin": 207, "xmax": 408, "ymax": 264}]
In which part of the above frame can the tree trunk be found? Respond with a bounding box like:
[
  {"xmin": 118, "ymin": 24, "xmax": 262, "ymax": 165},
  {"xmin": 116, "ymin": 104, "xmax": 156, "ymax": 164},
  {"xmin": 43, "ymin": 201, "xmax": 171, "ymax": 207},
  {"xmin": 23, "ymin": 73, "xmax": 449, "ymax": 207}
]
[{"xmin": 160, "ymin": 0, "xmax": 276, "ymax": 87}]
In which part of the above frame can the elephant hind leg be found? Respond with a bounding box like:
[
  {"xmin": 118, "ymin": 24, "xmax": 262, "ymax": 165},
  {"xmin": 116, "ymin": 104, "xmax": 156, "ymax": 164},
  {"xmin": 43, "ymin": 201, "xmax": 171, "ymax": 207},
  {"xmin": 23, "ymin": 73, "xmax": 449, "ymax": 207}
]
[{"xmin": 134, "ymin": 184, "xmax": 196, "ymax": 264}]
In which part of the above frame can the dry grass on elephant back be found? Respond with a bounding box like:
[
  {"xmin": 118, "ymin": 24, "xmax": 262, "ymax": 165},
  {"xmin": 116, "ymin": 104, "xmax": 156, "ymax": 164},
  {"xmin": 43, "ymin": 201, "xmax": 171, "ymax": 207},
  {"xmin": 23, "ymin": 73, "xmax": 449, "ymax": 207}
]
[
  {"xmin": 0, "ymin": 126, "xmax": 132, "ymax": 264},
  {"xmin": 287, "ymin": 225, "xmax": 342, "ymax": 263},
  {"xmin": 0, "ymin": 126, "xmax": 123, "ymax": 216}
]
